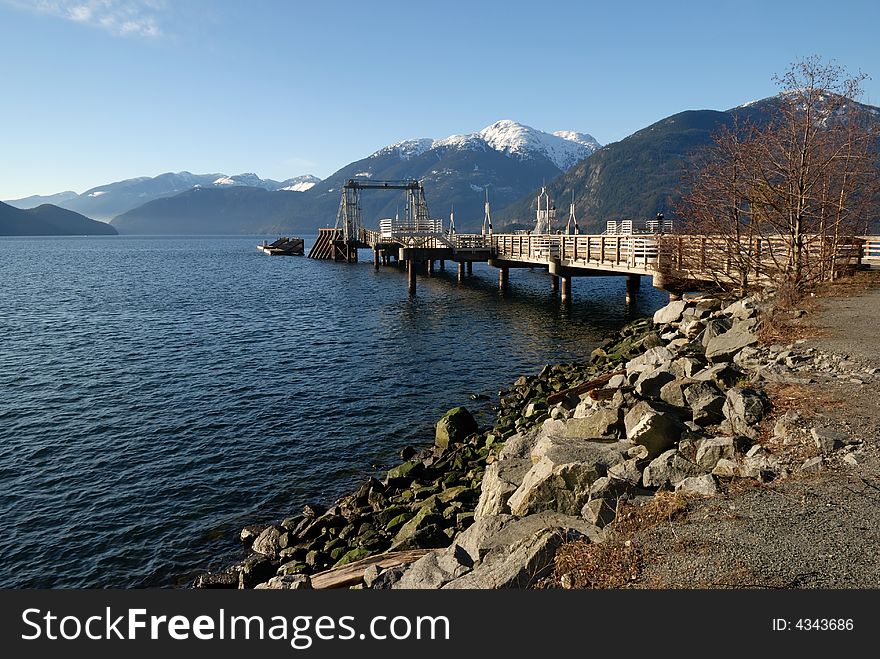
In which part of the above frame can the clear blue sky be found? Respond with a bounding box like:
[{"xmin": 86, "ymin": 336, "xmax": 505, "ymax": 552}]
[{"xmin": 1, "ymin": 0, "xmax": 879, "ymax": 199}]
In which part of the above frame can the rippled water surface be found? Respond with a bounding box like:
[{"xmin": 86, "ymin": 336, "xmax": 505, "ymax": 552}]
[{"xmin": 0, "ymin": 235, "xmax": 666, "ymax": 587}]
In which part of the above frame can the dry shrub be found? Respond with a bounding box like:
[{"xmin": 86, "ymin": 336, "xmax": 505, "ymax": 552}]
[{"xmin": 554, "ymin": 492, "xmax": 691, "ymax": 589}]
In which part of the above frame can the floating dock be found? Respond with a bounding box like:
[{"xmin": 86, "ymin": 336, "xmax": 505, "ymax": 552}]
[{"xmin": 257, "ymin": 236, "xmax": 304, "ymax": 256}]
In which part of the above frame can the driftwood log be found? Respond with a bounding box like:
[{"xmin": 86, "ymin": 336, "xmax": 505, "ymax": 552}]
[
  {"xmin": 546, "ymin": 369, "xmax": 625, "ymax": 406},
  {"xmin": 309, "ymin": 549, "xmax": 430, "ymax": 589}
]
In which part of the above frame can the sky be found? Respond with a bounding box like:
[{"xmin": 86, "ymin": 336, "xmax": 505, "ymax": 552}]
[{"xmin": 1, "ymin": 0, "xmax": 879, "ymax": 199}]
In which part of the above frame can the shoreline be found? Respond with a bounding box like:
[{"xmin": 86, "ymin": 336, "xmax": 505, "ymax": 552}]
[
  {"xmin": 193, "ymin": 284, "xmax": 877, "ymax": 589},
  {"xmin": 193, "ymin": 316, "xmax": 656, "ymax": 588}
]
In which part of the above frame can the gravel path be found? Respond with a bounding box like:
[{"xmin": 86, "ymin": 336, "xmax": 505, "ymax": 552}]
[{"xmin": 629, "ymin": 281, "xmax": 880, "ymax": 589}]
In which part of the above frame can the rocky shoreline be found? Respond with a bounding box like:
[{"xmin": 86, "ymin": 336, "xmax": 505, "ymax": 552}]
[{"xmin": 194, "ymin": 292, "xmax": 867, "ymax": 590}]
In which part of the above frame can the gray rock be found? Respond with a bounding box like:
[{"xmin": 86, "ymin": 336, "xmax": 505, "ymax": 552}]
[
  {"xmin": 581, "ymin": 498, "xmax": 617, "ymax": 527},
  {"xmin": 684, "ymin": 381, "xmax": 726, "ymax": 425},
  {"xmin": 660, "ymin": 378, "xmax": 690, "ymax": 408},
  {"xmin": 653, "ymin": 300, "xmax": 688, "ymax": 325},
  {"xmin": 723, "ymin": 387, "xmax": 769, "ymax": 435},
  {"xmin": 691, "ymin": 362, "xmax": 746, "ymax": 389},
  {"xmin": 681, "ymin": 320, "xmax": 706, "ymax": 339},
  {"xmin": 608, "ymin": 374, "xmax": 628, "ymax": 388},
  {"xmin": 561, "ymin": 408, "xmax": 622, "ymax": 437},
  {"xmin": 634, "ymin": 367, "xmax": 675, "ymax": 399},
  {"xmin": 773, "ymin": 411, "xmax": 802, "ymax": 444},
  {"xmin": 623, "ymin": 400, "xmax": 687, "ymax": 459},
  {"xmin": 389, "ymin": 505, "xmax": 444, "ymax": 550},
  {"xmin": 695, "ymin": 436, "xmax": 735, "ymax": 470},
  {"xmin": 811, "ymin": 427, "xmax": 848, "ymax": 454},
  {"xmin": 255, "ymin": 574, "xmax": 312, "ymax": 590},
  {"xmin": 252, "ymin": 525, "xmax": 285, "ymax": 559},
  {"xmin": 669, "ymin": 357, "xmax": 704, "ymax": 379},
  {"xmin": 607, "ymin": 457, "xmax": 643, "ymax": 486},
  {"xmin": 441, "ymin": 512, "xmax": 602, "ymax": 589},
  {"xmin": 435, "ymin": 406, "xmax": 478, "ymax": 449},
  {"xmin": 700, "ymin": 317, "xmax": 733, "ymax": 347},
  {"xmin": 626, "ymin": 346, "xmax": 674, "ymax": 375},
  {"xmin": 675, "ymin": 474, "xmax": 718, "ymax": 496},
  {"xmin": 712, "ymin": 458, "xmax": 739, "ymax": 478},
  {"xmin": 393, "ymin": 544, "xmax": 474, "ymax": 589},
  {"xmin": 705, "ymin": 326, "xmax": 758, "ymax": 363},
  {"xmin": 363, "ymin": 565, "xmax": 382, "ymax": 588},
  {"xmin": 508, "ymin": 439, "xmax": 626, "ymax": 517},
  {"xmin": 642, "ymin": 449, "xmax": 705, "ymax": 488},
  {"xmin": 843, "ymin": 452, "xmax": 867, "ymax": 467},
  {"xmin": 473, "ymin": 457, "xmax": 532, "ymax": 520}
]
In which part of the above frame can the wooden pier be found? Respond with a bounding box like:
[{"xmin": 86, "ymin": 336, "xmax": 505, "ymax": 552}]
[{"xmin": 306, "ymin": 178, "xmax": 874, "ymax": 302}]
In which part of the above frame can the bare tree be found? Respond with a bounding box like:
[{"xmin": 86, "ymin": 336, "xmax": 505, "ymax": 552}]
[{"xmin": 679, "ymin": 56, "xmax": 880, "ymax": 298}]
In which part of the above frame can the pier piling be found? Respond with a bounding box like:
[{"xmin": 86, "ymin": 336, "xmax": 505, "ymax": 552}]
[
  {"xmin": 407, "ymin": 260, "xmax": 417, "ymax": 295},
  {"xmin": 499, "ymin": 267, "xmax": 509, "ymax": 291},
  {"xmin": 626, "ymin": 274, "xmax": 640, "ymax": 304},
  {"xmin": 560, "ymin": 276, "xmax": 572, "ymax": 304}
]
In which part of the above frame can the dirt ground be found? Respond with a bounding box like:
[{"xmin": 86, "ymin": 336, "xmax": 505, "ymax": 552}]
[{"xmin": 622, "ymin": 274, "xmax": 880, "ymax": 589}]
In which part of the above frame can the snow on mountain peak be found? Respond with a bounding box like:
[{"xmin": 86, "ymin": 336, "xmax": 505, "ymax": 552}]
[
  {"xmin": 373, "ymin": 120, "xmax": 600, "ymax": 170},
  {"xmin": 375, "ymin": 138, "xmax": 435, "ymax": 160},
  {"xmin": 279, "ymin": 174, "xmax": 321, "ymax": 192}
]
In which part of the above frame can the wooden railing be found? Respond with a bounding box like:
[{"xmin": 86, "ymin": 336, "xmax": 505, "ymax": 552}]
[
  {"xmin": 862, "ymin": 236, "xmax": 880, "ymax": 265},
  {"xmin": 491, "ymin": 234, "xmax": 659, "ymax": 269}
]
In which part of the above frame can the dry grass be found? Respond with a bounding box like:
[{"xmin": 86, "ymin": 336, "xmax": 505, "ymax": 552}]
[{"xmin": 553, "ymin": 492, "xmax": 691, "ymax": 589}]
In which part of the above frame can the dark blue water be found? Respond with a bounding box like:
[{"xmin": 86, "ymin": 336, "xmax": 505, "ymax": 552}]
[{"xmin": 0, "ymin": 235, "xmax": 666, "ymax": 587}]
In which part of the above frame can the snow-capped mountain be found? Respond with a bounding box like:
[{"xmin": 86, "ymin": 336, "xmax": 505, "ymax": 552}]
[
  {"xmin": 298, "ymin": 120, "xmax": 602, "ymax": 232},
  {"xmin": 377, "ymin": 120, "xmax": 600, "ymax": 171},
  {"xmin": 278, "ymin": 174, "xmax": 321, "ymax": 192},
  {"xmin": 6, "ymin": 170, "xmax": 322, "ymax": 221}
]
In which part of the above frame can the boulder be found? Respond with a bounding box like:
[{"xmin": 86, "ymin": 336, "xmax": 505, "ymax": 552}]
[
  {"xmin": 389, "ymin": 506, "xmax": 445, "ymax": 550},
  {"xmin": 440, "ymin": 512, "xmax": 602, "ymax": 589},
  {"xmin": 255, "ymin": 574, "xmax": 312, "ymax": 590},
  {"xmin": 675, "ymin": 474, "xmax": 719, "ymax": 496},
  {"xmin": 700, "ymin": 317, "xmax": 733, "ymax": 347},
  {"xmin": 581, "ymin": 498, "xmax": 618, "ymax": 527},
  {"xmin": 642, "ymin": 449, "xmax": 705, "ymax": 488},
  {"xmin": 634, "ymin": 367, "xmax": 676, "ymax": 399},
  {"xmin": 694, "ymin": 436, "xmax": 735, "ymax": 470},
  {"xmin": 386, "ymin": 460, "xmax": 424, "ymax": 484},
  {"xmin": 252, "ymin": 525, "xmax": 286, "ymax": 559},
  {"xmin": 684, "ymin": 381, "xmax": 726, "ymax": 426},
  {"xmin": 722, "ymin": 387, "xmax": 769, "ymax": 435},
  {"xmin": 234, "ymin": 553, "xmax": 277, "ymax": 589},
  {"xmin": 712, "ymin": 458, "xmax": 739, "ymax": 478},
  {"xmin": 811, "ymin": 427, "xmax": 848, "ymax": 454},
  {"xmin": 435, "ymin": 407, "xmax": 478, "ymax": 449},
  {"xmin": 559, "ymin": 408, "xmax": 623, "ymax": 438},
  {"xmin": 691, "ymin": 362, "xmax": 746, "ymax": 390},
  {"xmin": 623, "ymin": 400, "xmax": 687, "ymax": 458},
  {"xmin": 393, "ymin": 544, "xmax": 474, "ymax": 589},
  {"xmin": 473, "ymin": 457, "xmax": 532, "ymax": 520},
  {"xmin": 653, "ymin": 300, "xmax": 688, "ymax": 325},
  {"xmin": 626, "ymin": 346, "xmax": 674, "ymax": 375},
  {"xmin": 606, "ymin": 458, "xmax": 643, "ymax": 486},
  {"xmin": 660, "ymin": 378, "xmax": 690, "ymax": 408},
  {"xmin": 705, "ymin": 327, "xmax": 758, "ymax": 363},
  {"xmin": 240, "ymin": 524, "xmax": 270, "ymax": 544},
  {"xmin": 508, "ymin": 443, "xmax": 625, "ymax": 517},
  {"xmin": 669, "ymin": 357, "xmax": 705, "ymax": 379}
]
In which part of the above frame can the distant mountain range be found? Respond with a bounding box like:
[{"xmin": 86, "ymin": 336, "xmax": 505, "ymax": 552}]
[
  {"xmin": 496, "ymin": 96, "xmax": 880, "ymax": 233},
  {"xmin": 108, "ymin": 120, "xmax": 600, "ymax": 234},
  {"xmin": 5, "ymin": 172, "xmax": 322, "ymax": 222},
  {"xmin": 7, "ymin": 97, "xmax": 877, "ymax": 236},
  {"xmin": 0, "ymin": 201, "xmax": 117, "ymax": 236}
]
